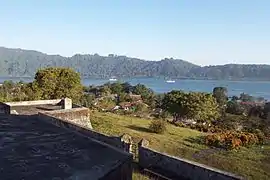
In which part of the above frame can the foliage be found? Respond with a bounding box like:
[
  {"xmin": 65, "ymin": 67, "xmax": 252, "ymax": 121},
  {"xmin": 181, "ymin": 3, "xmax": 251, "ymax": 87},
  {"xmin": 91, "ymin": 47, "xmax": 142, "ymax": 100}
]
[
  {"xmin": 248, "ymin": 106, "xmax": 266, "ymax": 118},
  {"xmin": 109, "ymin": 82, "xmax": 123, "ymax": 94},
  {"xmin": 212, "ymin": 114, "xmax": 270, "ymax": 138},
  {"xmin": 226, "ymin": 101, "xmax": 245, "ymax": 115},
  {"xmin": 33, "ymin": 67, "xmax": 83, "ymax": 102},
  {"xmin": 133, "ymin": 84, "xmax": 152, "ymax": 98},
  {"xmin": 213, "ymin": 87, "xmax": 228, "ymax": 114},
  {"xmin": 134, "ymin": 103, "xmax": 148, "ymax": 112},
  {"xmin": 99, "ymin": 85, "xmax": 112, "ymax": 96},
  {"xmin": 231, "ymin": 96, "xmax": 239, "ymax": 101},
  {"xmin": 80, "ymin": 94, "xmax": 95, "ymax": 108},
  {"xmin": 121, "ymin": 82, "xmax": 134, "ymax": 93},
  {"xmin": 154, "ymin": 93, "xmax": 165, "ymax": 108},
  {"xmin": 96, "ymin": 98, "xmax": 116, "ymax": 111},
  {"xmin": 0, "ymin": 80, "xmax": 36, "ymax": 102},
  {"xmin": 149, "ymin": 119, "xmax": 167, "ymax": 134},
  {"xmin": 162, "ymin": 90, "xmax": 220, "ymax": 123},
  {"xmin": 2, "ymin": 47, "xmax": 270, "ymax": 80},
  {"xmin": 118, "ymin": 92, "xmax": 132, "ymax": 103},
  {"xmin": 213, "ymin": 87, "xmax": 228, "ymax": 105},
  {"xmin": 205, "ymin": 131, "xmax": 263, "ymax": 150},
  {"xmin": 240, "ymin": 93, "xmax": 254, "ymax": 102}
]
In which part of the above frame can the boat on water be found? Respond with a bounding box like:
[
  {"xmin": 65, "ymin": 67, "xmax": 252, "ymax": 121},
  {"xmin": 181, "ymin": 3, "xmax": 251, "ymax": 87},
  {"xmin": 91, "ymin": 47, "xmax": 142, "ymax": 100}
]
[
  {"xmin": 109, "ymin": 77, "xmax": 117, "ymax": 81},
  {"xmin": 166, "ymin": 80, "xmax": 175, "ymax": 83}
]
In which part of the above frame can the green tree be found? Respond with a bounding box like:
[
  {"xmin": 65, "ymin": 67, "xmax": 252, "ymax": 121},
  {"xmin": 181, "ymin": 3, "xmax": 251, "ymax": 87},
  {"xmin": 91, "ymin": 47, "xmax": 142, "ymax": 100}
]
[
  {"xmin": 162, "ymin": 90, "xmax": 220, "ymax": 123},
  {"xmin": 154, "ymin": 93, "xmax": 165, "ymax": 108},
  {"xmin": 240, "ymin": 93, "xmax": 254, "ymax": 102},
  {"xmin": 22, "ymin": 82, "xmax": 42, "ymax": 100},
  {"xmin": 121, "ymin": 82, "xmax": 133, "ymax": 93},
  {"xmin": 110, "ymin": 82, "xmax": 123, "ymax": 94},
  {"xmin": 80, "ymin": 94, "xmax": 95, "ymax": 108},
  {"xmin": 231, "ymin": 96, "xmax": 239, "ymax": 101},
  {"xmin": 226, "ymin": 101, "xmax": 245, "ymax": 115},
  {"xmin": 213, "ymin": 87, "xmax": 228, "ymax": 106},
  {"xmin": 99, "ymin": 85, "xmax": 112, "ymax": 96},
  {"xmin": 133, "ymin": 83, "xmax": 155, "ymax": 106},
  {"xmin": 33, "ymin": 67, "xmax": 83, "ymax": 102}
]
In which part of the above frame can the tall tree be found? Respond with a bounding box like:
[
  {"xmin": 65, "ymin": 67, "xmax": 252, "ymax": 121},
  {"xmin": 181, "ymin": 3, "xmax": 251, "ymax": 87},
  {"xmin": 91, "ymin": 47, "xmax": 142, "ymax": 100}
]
[
  {"xmin": 109, "ymin": 82, "xmax": 123, "ymax": 94},
  {"xmin": 213, "ymin": 87, "xmax": 228, "ymax": 107},
  {"xmin": 33, "ymin": 67, "xmax": 83, "ymax": 102},
  {"xmin": 133, "ymin": 84, "xmax": 155, "ymax": 107},
  {"xmin": 162, "ymin": 90, "xmax": 220, "ymax": 123}
]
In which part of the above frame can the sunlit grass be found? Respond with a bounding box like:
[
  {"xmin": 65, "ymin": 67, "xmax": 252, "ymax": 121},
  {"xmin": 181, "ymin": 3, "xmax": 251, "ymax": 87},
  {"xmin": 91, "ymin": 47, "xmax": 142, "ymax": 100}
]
[{"xmin": 91, "ymin": 111, "xmax": 270, "ymax": 180}]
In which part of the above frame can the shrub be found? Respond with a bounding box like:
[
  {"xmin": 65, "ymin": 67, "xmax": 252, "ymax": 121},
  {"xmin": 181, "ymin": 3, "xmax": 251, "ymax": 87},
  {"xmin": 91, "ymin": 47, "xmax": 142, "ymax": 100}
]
[
  {"xmin": 174, "ymin": 121, "xmax": 186, "ymax": 128},
  {"xmin": 254, "ymin": 129, "xmax": 266, "ymax": 144},
  {"xmin": 149, "ymin": 120, "xmax": 166, "ymax": 134},
  {"xmin": 205, "ymin": 131, "xmax": 262, "ymax": 150},
  {"xmin": 174, "ymin": 122, "xmax": 211, "ymax": 132}
]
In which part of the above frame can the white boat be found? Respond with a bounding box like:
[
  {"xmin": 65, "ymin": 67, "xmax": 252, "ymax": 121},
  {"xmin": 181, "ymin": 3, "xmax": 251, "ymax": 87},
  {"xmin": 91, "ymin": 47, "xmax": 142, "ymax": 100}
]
[
  {"xmin": 109, "ymin": 78, "xmax": 117, "ymax": 81},
  {"xmin": 166, "ymin": 80, "xmax": 175, "ymax": 83}
]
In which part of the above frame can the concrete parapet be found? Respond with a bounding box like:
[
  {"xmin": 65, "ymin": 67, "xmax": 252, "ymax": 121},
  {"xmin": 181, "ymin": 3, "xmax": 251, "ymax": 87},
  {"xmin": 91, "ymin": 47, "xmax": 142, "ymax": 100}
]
[
  {"xmin": 62, "ymin": 98, "xmax": 72, "ymax": 109},
  {"xmin": 42, "ymin": 107, "xmax": 92, "ymax": 129},
  {"xmin": 5, "ymin": 99, "xmax": 62, "ymax": 107},
  {"xmin": 120, "ymin": 134, "xmax": 133, "ymax": 154},
  {"xmin": 138, "ymin": 139, "xmax": 243, "ymax": 180}
]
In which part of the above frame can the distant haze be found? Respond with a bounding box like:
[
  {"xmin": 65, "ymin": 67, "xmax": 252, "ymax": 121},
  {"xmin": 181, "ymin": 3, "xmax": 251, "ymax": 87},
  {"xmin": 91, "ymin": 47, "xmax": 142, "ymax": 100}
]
[{"xmin": 0, "ymin": 1, "xmax": 269, "ymax": 65}]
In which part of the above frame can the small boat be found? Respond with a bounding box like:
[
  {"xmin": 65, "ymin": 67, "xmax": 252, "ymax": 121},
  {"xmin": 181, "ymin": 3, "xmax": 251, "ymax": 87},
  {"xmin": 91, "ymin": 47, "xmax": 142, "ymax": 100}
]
[
  {"xmin": 109, "ymin": 77, "xmax": 117, "ymax": 81},
  {"xmin": 166, "ymin": 80, "xmax": 175, "ymax": 83}
]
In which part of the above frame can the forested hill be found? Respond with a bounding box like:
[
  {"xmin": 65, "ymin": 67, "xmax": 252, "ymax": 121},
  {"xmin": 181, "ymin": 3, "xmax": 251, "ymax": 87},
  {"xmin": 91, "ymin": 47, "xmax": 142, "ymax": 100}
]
[{"xmin": 0, "ymin": 46, "xmax": 270, "ymax": 80}]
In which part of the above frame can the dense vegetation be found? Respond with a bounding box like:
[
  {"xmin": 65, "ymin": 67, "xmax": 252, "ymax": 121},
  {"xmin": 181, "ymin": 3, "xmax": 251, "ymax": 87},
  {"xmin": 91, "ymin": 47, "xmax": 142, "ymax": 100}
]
[
  {"xmin": 162, "ymin": 90, "xmax": 220, "ymax": 123},
  {"xmin": 0, "ymin": 67, "xmax": 269, "ymax": 179},
  {"xmin": 0, "ymin": 67, "xmax": 83, "ymax": 103},
  {"xmin": 1, "ymin": 47, "xmax": 270, "ymax": 80}
]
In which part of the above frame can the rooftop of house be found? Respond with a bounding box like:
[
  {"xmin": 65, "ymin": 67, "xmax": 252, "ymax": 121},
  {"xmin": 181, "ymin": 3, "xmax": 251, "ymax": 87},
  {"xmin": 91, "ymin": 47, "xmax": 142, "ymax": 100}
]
[{"xmin": 0, "ymin": 114, "xmax": 131, "ymax": 180}]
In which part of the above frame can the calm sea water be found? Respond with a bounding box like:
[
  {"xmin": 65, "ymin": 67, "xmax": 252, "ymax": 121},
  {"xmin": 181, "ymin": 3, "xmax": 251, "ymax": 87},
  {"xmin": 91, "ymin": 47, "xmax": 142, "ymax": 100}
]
[{"xmin": 1, "ymin": 77, "xmax": 270, "ymax": 99}]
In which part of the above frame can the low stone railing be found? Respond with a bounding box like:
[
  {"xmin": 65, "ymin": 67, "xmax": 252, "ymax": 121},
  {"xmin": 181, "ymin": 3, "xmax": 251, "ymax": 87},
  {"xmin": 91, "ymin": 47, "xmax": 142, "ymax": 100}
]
[{"xmin": 138, "ymin": 139, "xmax": 244, "ymax": 180}]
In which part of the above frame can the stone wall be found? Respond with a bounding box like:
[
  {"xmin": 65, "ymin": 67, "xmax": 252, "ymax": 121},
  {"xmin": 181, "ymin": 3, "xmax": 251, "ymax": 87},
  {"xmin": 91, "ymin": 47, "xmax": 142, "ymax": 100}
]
[
  {"xmin": 38, "ymin": 111, "xmax": 132, "ymax": 153},
  {"xmin": 0, "ymin": 102, "xmax": 10, "ymax": 114},
  {"xmin": 138, "ymin": 139, "xmax": 243, "ymax": 180},
  {"xmin": 100, "ymin": 154, "xmax": 132, "ymax": 180},
  {"xmin": 5, "ymin": 99, "xmax": 62, "ymax": 107},
  {"xmin": 42, "ymin": 107, "xmax": 93, "ymax": 129}
]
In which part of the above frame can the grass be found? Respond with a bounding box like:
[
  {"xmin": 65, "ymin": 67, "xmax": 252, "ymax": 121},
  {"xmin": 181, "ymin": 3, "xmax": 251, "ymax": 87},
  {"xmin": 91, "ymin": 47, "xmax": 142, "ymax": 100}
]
[{"xmin": 91, "ymin": 111, "xmax": 270, "ymax": 180}]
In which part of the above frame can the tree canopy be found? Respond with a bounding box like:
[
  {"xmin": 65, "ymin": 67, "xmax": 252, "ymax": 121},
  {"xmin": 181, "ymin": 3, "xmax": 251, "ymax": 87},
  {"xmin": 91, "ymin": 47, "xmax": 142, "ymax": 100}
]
[
  {"xmin": 162, "ymin": 90, "xmax": 220, "ymax": 122},
  {"xmin": 213, "ymin": 87, "xmax": 228, "ymax": 106},
  {"xmin": 32, "ymin": 67, "xmax": 83, "ymax": 102}
]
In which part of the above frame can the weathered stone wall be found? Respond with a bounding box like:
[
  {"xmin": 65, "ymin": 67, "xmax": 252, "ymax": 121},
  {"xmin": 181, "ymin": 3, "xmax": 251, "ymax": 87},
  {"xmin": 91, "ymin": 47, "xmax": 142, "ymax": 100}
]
[
  {"xmin": 42, "ymin": 107, "xmax": 93, "ymax": 129},
  {"xmin": 100, "ymin": 154, "xmax": 133, "ymax": 180},
  {"xmin": 5, "ymin": 99, "xmax": 62, "ymax": 107},
  {"xmin": 0, "ymin": 102, "xmax": 10, "ymax": 114},
  {"xmin": 138, "ymin": 139, "xmax": 243, "ymax": 180},
  {"xmin": 38, "ymin": 111, "xmax": 132, "ymax": 153},
  {"xmin": 62, "ymin": 98, "xmax": 72, "ymax": 109}
]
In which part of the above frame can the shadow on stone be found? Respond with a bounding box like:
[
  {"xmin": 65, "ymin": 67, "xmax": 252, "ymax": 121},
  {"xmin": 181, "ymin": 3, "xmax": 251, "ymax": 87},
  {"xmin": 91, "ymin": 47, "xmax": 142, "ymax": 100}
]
[
  {"xmin": 127, "ymin": 125, "xmax": 153, "ymax": 133},
  {"xmin": 36, "ymin": 106, "xmax": 55, "ymax": 111}
]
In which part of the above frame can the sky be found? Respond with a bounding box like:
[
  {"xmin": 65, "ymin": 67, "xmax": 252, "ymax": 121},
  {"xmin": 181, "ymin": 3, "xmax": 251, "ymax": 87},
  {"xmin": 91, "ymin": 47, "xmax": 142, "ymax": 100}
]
[{"xmin": 0, "ymin": 0, "xmax": 269, "ymax": 66}]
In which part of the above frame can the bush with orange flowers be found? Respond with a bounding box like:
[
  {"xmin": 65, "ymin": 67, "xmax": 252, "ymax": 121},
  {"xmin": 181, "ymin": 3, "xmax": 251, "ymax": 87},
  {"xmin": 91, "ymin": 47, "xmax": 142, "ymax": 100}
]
[{"xmin": 205, "ymin": 131, "xmax": 262, "ymax": 150}]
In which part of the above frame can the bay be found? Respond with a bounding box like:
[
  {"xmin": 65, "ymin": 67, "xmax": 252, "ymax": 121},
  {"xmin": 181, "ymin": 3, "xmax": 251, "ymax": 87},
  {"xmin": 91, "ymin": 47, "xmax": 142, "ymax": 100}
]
[
  {"xmin": 1, "ymin": 77, "xmax": 270, "ymax": 100},
  {"xmin": 83, "ymin": 78, "xmax": 270, "ymax": 100}
]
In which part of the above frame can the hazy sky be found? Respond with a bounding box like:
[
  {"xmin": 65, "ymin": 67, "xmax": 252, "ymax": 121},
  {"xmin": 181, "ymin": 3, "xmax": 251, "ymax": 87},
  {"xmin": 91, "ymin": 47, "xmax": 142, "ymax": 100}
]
[{"xmin": 0, "ymin": 0, "xmax": 269, "ymax": 65}]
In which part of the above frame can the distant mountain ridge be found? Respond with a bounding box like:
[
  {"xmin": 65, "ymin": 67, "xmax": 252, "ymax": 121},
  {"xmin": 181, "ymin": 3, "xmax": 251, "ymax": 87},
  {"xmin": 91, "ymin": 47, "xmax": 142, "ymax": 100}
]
[{"xmin": 0, "ymin": 47, "xmax": 270, "ymax": 80}]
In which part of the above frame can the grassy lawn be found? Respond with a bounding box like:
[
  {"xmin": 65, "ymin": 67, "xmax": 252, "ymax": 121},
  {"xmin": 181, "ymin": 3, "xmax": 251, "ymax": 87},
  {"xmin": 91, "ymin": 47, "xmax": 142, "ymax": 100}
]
[{"xmin": 91, "ymin": 111, "xmax": 270, "ymax": 180}]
